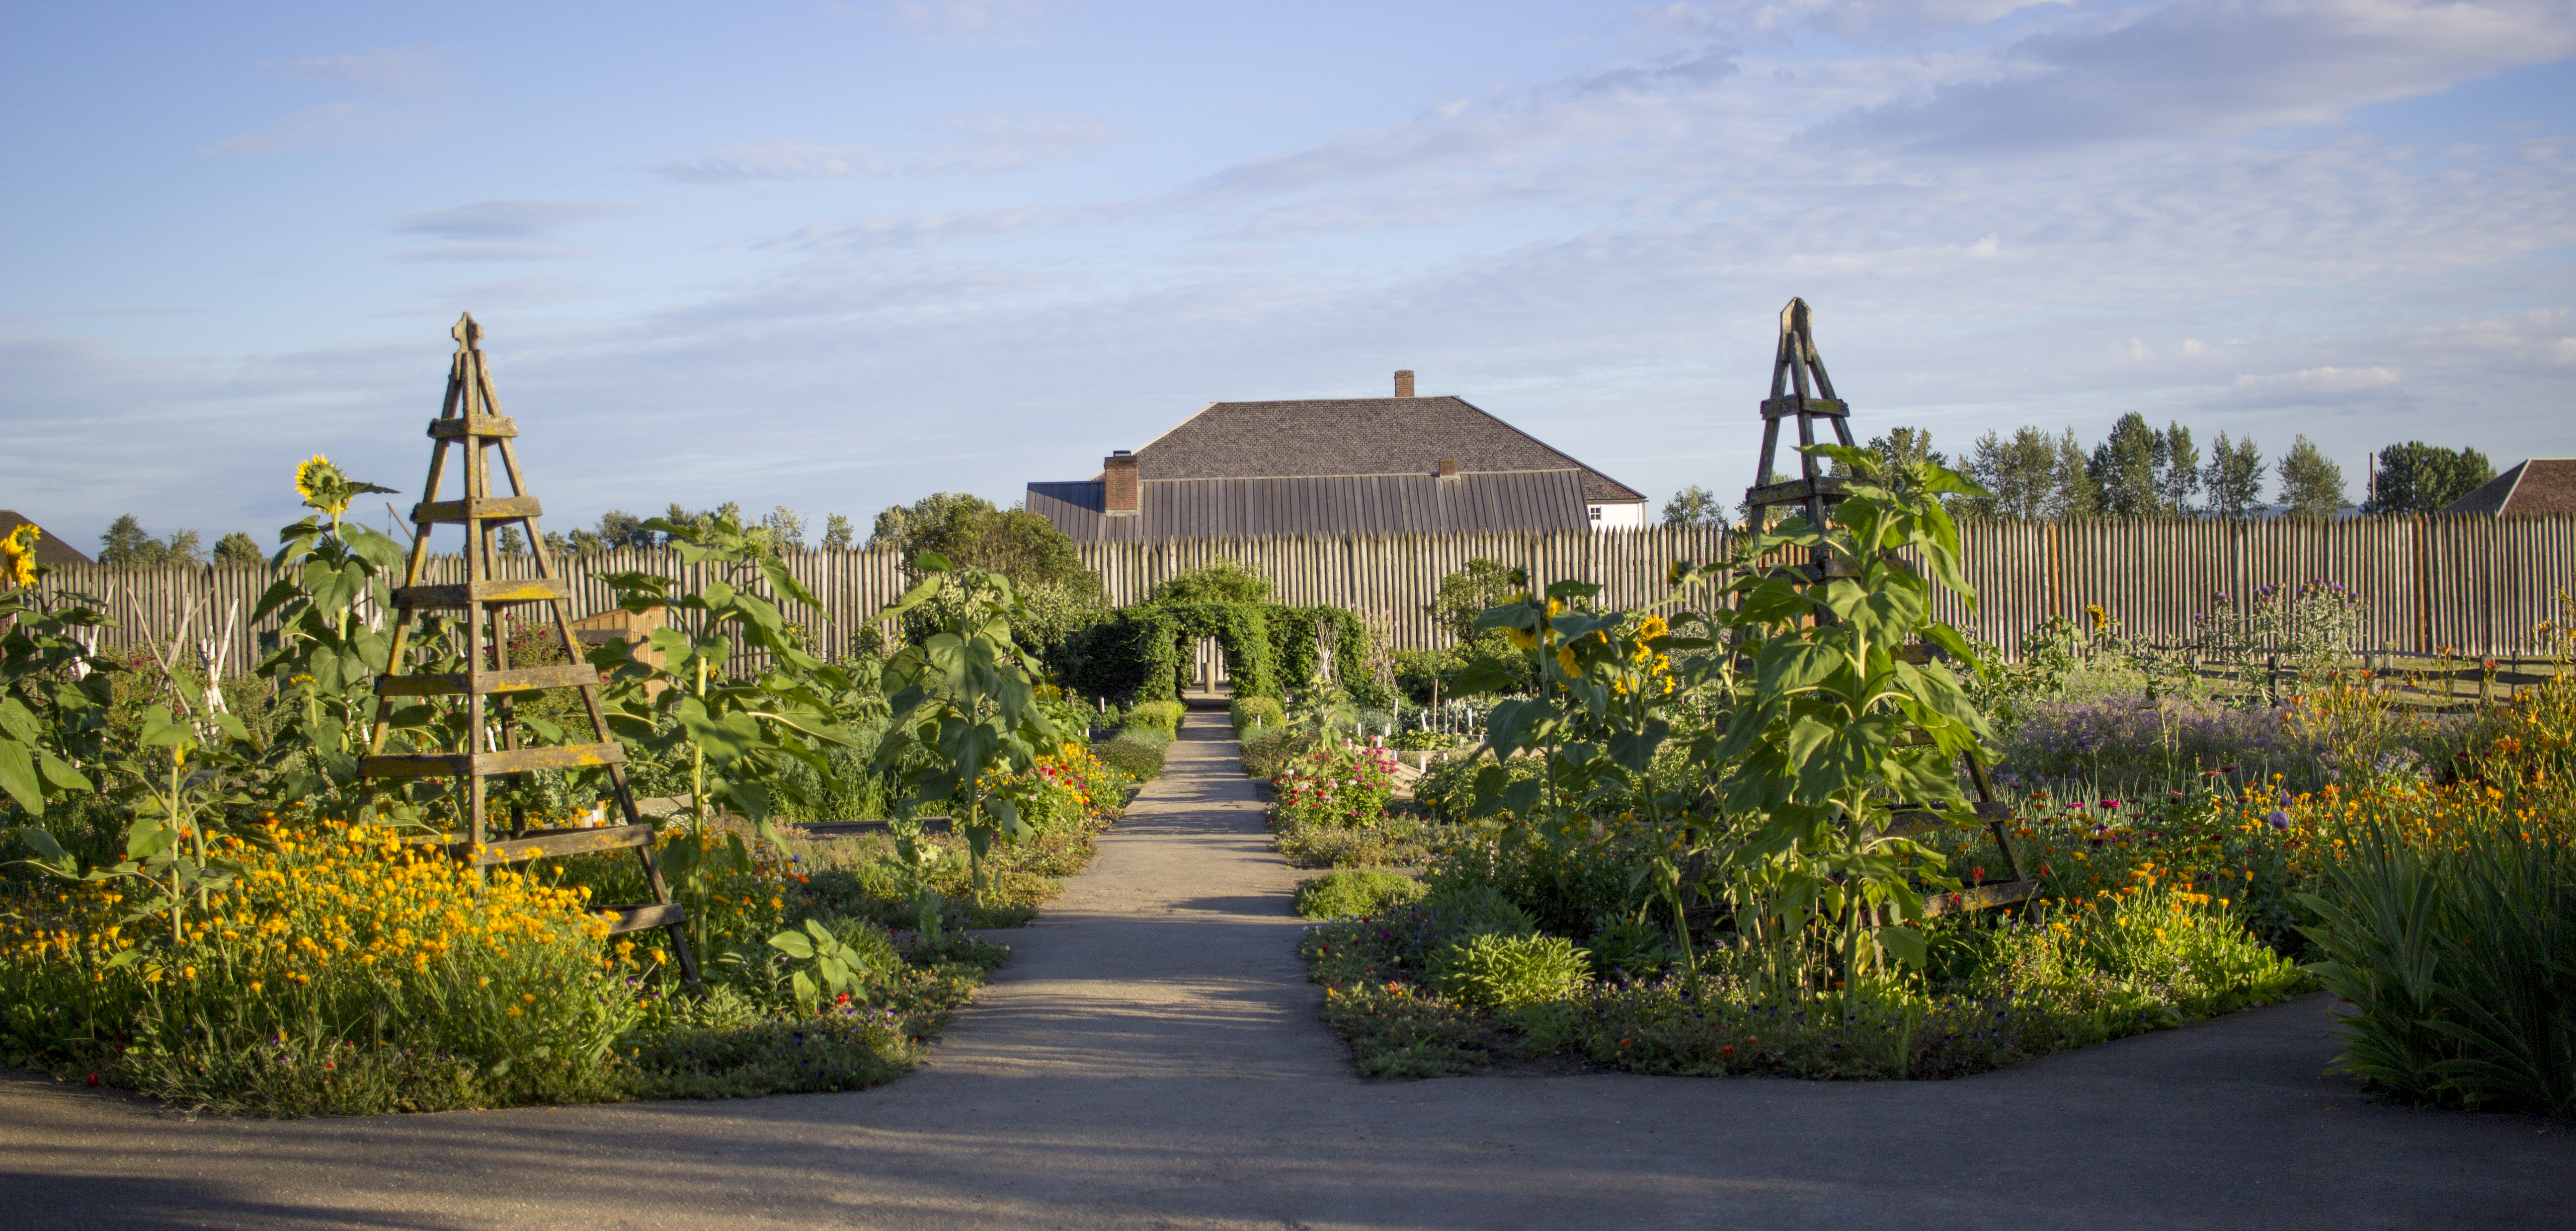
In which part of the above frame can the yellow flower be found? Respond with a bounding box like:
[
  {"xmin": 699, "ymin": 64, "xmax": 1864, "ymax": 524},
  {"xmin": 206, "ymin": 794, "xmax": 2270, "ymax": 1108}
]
[
  {"xmin": 1505, "ymin": 626, "xmax": 1538, "ymax": 651},
  {"xmin": 0, "ymin": 524, "xmax": 39, "ymax": 588},
  {"xmin": 1556, "ymin": 646, "xmax": 1578, "ymax": 677},
  {"xmin": 2085, "ymin": 604, "xmax": 2107, "ymax": 631},
  {"xmin": 1636, "ymin": 614, "xmax": 1669, "ymax": 641},
  {"xmin": 295, "ymin": 456, "xmax": 350, "ymax": 514}
]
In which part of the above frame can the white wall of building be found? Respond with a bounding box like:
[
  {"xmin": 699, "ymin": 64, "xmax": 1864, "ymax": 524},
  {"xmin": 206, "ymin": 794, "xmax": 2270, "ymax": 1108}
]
[{"xmin": 1588, "ymin": 501, "xmax": 1650, "ymax": 531}]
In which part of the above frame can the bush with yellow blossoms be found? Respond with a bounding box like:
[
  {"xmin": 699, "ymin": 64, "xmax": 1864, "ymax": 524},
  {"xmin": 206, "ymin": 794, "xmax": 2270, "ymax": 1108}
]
[{"xmin": 2, "ymin": 817, "xmax": 642, "ymax": 1113}]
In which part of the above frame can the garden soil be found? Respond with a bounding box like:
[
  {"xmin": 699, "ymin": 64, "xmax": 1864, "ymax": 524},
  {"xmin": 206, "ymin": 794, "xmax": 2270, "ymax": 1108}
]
[{"xmin": 6, "ymin": 719, "xmax": 2573, "ymax": 1229}]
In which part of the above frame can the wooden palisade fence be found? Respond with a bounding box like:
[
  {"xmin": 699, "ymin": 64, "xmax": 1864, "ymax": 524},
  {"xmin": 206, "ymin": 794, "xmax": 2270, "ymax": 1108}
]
[{"xmin": 37, "ymin": 516, "xmax": 2576, "ymax": 679}]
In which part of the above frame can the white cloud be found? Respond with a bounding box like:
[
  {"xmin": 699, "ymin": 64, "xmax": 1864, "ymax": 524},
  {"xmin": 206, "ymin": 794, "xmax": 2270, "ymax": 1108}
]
[
  {"xmin": 653, "ymin": 141, "xmax": 878, "ymax": 183},
  {"xmin": 908, "ymin": 114, "xmax": 1124, "ymax": 174},
  {"xmin": 2234, "ymin": 366, "xmax": 2405, "ymax": 394},
  {"xmin": 385, "ymin": 201, "xmax": 640, "ymax": 262},
  {"xmin": 1651, "ymin": 0, "xmax": 2073, "ymax": 41},
  {"xmin": 1821, "ymin": 0, "xmax": 2576, "ymax": 154},
  {"xmin": 204, "ymin": 48, "xmax": 453, "ymax": 156},
  {"xmin": 200, "ymin": 101, "xmax": 426, "ymax": 157},
  {"xmin": 260, "ymin": 50, "xmax": 447, "ymax": 96},
  {"xmin": 390, "ymin": 201, "xmax": 639, "ymax": 241},
  {"xmin": 881, "ymin": 0, "xmax": 1050, "ymax": 40}
]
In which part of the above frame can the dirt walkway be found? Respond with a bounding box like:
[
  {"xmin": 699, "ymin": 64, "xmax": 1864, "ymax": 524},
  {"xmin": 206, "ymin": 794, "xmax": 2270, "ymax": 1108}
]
[{"xmin": 6, "ymin": 720, "xmax": 2572, "ymax": 1229}]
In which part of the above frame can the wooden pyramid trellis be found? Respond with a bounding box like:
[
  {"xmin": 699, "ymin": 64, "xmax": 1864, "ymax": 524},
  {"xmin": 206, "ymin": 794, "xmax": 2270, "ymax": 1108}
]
[
  {"xmin": 1740, "ymin": 298, "xmax": 2039, "ymax": 918},
  {"xmin": 361, "ymin": 314, "xmax": 699, "ymax": 979}
]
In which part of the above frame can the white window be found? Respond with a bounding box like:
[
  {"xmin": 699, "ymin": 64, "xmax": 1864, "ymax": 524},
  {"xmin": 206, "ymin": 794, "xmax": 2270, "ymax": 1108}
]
[{"xmin": 1589, "ymin": 506, "xmax": 1602, "ymax": 521}]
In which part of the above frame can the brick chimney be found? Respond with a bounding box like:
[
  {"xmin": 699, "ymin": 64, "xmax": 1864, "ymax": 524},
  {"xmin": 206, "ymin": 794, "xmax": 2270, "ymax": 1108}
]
[
  {"xmin": 1438, "ymin": 457, "xmax": 1459, "ymax": 480},
  {"xmin": 1103, "ymin": 451, "xmax": 1140, "ymax": 518},
  {"xmin": 1394, "ymin": 370, "xmax": 1415, "ymax": 398}
]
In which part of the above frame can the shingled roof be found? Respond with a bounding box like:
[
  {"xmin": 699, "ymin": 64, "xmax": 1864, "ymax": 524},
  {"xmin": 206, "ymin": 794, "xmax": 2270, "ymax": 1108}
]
[
  {"xmin": 1124, "ymin": 396, "xmax": 1646, "ymax": 505},
  {"xmin": 2438, "ymin": 459, "xmax": 2576, "ymax": 516},
  {"xmin": 0, "ymin": 511, "xmax": 96, "ymax": 567},
  {"xmin": 1030, "ymin": 470, "xmax": 1594, "ymax": 541}
]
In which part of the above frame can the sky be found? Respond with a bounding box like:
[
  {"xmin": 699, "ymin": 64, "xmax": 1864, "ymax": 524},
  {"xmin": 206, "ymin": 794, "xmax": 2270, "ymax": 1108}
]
[{"xmin": 4, "ymin": 0, "xmax": 2572, "ymax": 552}]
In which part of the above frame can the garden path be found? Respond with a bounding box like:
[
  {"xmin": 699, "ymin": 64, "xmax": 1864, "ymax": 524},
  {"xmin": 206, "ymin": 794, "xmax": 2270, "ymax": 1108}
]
[{"xmin": 6, "ymin": 719, "xmax": 2573, "ymax": 1229}]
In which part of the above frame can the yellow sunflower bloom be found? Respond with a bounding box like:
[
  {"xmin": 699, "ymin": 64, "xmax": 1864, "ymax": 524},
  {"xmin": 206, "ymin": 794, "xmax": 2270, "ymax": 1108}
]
[
  {"xmin": 0, "ymin": 523, "xmax": 39, "ymax": 588},
  {"xmin": 1505, "ymin": 626, "xmax": 1538, "ymax": 652},
  {"xmin": 295, "ymin": 456, "xmax": 353, "ymax": 515},
  {"xmin": 1556, "ymin": 645, "xmax": 1578, "ymax": 677}
]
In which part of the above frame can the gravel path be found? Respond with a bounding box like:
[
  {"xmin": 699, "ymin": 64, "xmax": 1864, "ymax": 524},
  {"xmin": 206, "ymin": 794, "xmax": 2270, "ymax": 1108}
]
[{"xmin": 5, "ymin": 718, "xmax": 2571, "ymax": 1230}]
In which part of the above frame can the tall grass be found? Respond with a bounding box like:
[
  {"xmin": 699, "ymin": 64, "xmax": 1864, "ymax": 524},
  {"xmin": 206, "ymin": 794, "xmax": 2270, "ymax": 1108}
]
[{"xmin": 2301, "ymin": 819, "xmax": 2576, "ymax": 1116}]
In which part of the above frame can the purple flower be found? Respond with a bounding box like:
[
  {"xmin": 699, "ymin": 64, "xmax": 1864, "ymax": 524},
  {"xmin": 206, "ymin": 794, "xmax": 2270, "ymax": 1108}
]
[{"xmin": 2265, "ymin": 809, "xmax": 2290, "ymax": 830}]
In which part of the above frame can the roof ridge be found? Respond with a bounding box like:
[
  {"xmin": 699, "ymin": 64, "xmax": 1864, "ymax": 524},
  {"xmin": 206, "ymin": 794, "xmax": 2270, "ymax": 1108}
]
[
  {"xmin": 1440, "ymin": 395, "xmax": 1646, "ymax": 503},
  {"xmin": 1145, "ymin": 466, "xmax": 1584, "ymax": 481}
]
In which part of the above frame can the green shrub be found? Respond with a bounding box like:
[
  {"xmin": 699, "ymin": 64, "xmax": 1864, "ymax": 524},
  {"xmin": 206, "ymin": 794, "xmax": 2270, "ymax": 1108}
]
[
  {"xmin": 1123, "ymin": 699, "xmax": 1186, "ymax": 737},
  {"xmin": 1430, "ymin": 932, "xmax": 1591, "ymax": 1010},
  {"xmin": 1095, "ymin": 732, "xmax": 1168, "ymax": 781},
  {"xmin": 1294, "ymin": 870, "xmax": 1426, "ymax": 920},
  {"xmin": 2301, "ymin": 821, "xmax": 2576, "ymax": 1116},
  {"xmin": 1422, "ymin": 882, "xmax": 1536, "ymax": 940},
  {"xmin": 1230, "ymin": 695, "xmax": 1285, "ymax": 733},
  {"xmin": 1242, "ymin": 730, "xmax": 1294, "ymax": 779},
  {"xmin": 1275, "ymin": 813, "xmax": 1445, "ymax": 869}
]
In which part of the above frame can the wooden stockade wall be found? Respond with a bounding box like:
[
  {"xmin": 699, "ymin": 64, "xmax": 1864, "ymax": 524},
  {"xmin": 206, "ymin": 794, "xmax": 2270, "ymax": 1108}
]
[{"xmin": 36, "ymin": 516, "xmax": 2576, "ymax": 678}]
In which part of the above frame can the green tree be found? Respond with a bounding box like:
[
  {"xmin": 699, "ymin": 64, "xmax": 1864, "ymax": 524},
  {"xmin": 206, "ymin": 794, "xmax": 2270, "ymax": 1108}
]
[
  {"xmin": 496, "ymin": 526, "xmax": 527, "ymax": 556},
  {"xmin": 1959, "ymin": 427, "xmax": 2059, "ymax": 520},
  {"xmin": 2049, "ymin": 428, "xmax": 2099, "ymax": 519},
  {"xmin": 1663, "ymin": 485, "xmax": 1725, "ymax": 527},
  {"xmin": 97, "ymin": 516, "xmax": 203, "ymax": 567},
  {"xmin": 1430, "ymin": 558, "xmax": 1519, "ymax": 644},
  {"xmin": 597, "ymin": 509, "xmax": 652, "ymax": 548},
  {"xmin": 2084, "ymin": 415, "xmax": 2199, "ymax": 516},
  {"xmin": 2158, "ymin": 423, "xmax": 2201, "ymax": 512},
  {"xmin": 211, "ymin": 531, "xmax": 266, "ymax": 568},
  {"xmin": 2365, "ymin": 443, "xmax": 2495, "ymax": 515},
  {"xmin": 762, "ymin": 506, "xmax": 807, "ymax": 549},
  {"xmin": 1829, "ymin": 427, "xmax": 1947, "ymax": 503},
  {"xmin": 2278, "ymin": 435, "xmax": 2347, "ymax": 520},
  {"xmin": 869, "ymin": 493, "xmax": 1097, "ymax": 594},
  {"xmin": 2203, "ymin": 432, "xmax": 2265, "ymax": 517},
  {"xmin": 820, "ymin": 513, "xmax": 855, "ymax": 549},
  {"xmin": 1150, "ymin": 560, "xmax": 1272, "ymax": 605}
]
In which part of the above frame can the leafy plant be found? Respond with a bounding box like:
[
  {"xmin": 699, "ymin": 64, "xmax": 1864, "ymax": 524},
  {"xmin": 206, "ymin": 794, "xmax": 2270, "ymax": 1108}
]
[
  {"xmin": 0, "ymin": 580, "xmax": 115, "ymax": 821},
  {"xmin": 2300, "ymin": 820, "xmax": 2575, "ymax": 1116},
  {"xmin": 1430, "ymin": 932, "xmax": 1590, "ymax": 1010},
  {"xmin": 1293, "ymin": 869, "xmax": 1425, "ymax": 920},
  {"xmin": 766, "ymin": 917, "xmax": 884, "ymax": 1012},
  {"xmin": 253, "ymin": 457, "xmax": 405, "ymax": 803},
  {"xmin": 596, "ymin": 510, "xmax": 863, "ymax": 842},
  {"xmin": 875, "ymin": 553, "xmax": 1063, "ymax": 905},
  {"xmin": 1699, "ymin": 444, "xmax": 1995, "ymax": 977}
]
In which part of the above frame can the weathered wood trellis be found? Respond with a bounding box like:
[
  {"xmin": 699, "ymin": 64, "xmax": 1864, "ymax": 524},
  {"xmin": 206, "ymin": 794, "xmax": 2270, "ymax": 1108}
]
[
  {"xmin": 361, "ymin": 314, "xmax": 697, "ymax": 979},
  {"xmin": 1741, "ymin": 298, "xmax": 2037, "ymax": 918}
]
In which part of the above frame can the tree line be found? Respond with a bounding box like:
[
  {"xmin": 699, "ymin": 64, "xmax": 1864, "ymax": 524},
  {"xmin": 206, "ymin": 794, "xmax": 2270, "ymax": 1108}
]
[{"xmin": 1662, "ymin": 415, "xmax": 2496, "ymax": 525}]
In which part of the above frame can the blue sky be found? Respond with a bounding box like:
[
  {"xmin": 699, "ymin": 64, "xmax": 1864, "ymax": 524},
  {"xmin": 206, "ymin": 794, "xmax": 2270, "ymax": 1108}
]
[{"xmin": 5, "ymin": 0, "xmax": 2572, "ymax": 550}]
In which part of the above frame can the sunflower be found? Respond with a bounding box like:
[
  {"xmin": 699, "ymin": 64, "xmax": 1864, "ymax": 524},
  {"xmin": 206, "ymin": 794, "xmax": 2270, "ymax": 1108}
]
[
  {"xmin": 295, "ymin": 456, "xmax": 350, "ymax": 514},
  {"xmin": 1, "ymin": 523, "xmax": 39, "ymax": 588},
  {"xmin": 1505, "ymin": 626, "xmax": 1538, "ymax": 652},
  {"xmin": 2085, "ymin": 604, "xmax": 2107, "ymax": 631}
]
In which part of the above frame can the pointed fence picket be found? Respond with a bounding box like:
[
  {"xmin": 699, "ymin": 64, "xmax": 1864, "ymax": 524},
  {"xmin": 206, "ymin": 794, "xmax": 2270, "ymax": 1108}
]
[{"xmin": 35, "ymin": 516, "xmax": 2575, "ymax": 680}]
